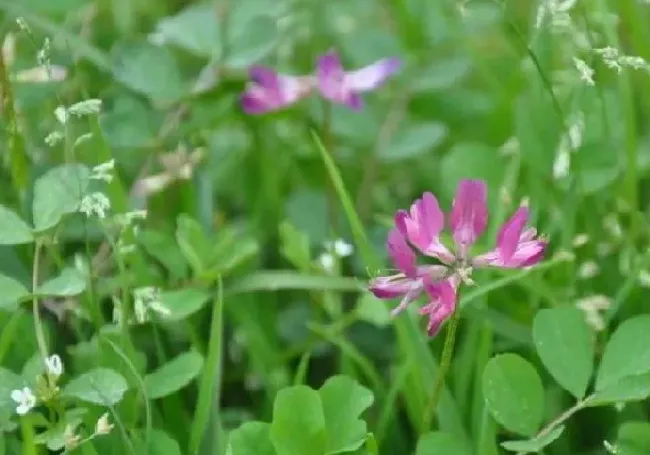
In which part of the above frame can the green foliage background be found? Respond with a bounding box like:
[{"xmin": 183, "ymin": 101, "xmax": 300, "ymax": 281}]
[{"xmin": 0, "ymin": 0, "xmax": 649, "ymax": 454}]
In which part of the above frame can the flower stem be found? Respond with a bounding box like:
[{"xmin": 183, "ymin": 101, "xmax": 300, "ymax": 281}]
[
  {"xmin": 420, "ymin": 307, "xmax": 461, "ymax": 434},
  {"xmin": 321, "ymin": 101, "xmax": 338, "ymax": 234},
  {"xmin": 32, "ymin": 240, "xmax": 49, "ymax": 362}
]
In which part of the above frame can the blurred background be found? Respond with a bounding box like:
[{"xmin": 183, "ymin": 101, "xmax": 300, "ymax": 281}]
[{"xmin": 1, "ymin": 0, "xmax": 650, "ymax": 453}]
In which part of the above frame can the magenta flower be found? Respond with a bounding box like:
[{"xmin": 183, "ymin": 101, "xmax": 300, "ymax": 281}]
[
  {"xmin": 316, "ymin": 50, "xmax": 400, "ymax": 110},
  {"xmin": 369, "ymin": 179, "xmax": 547, "ymax": 336},
  {"xmin": 240, "ymin": 50, "xmax": 400, "ymax": 114}
]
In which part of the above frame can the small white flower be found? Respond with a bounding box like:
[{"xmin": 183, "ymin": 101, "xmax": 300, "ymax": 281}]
[
  {"xmin": 576, "ymin": 294, "xmax": 612, "ymax": 332},
  {"xmin": 67, "ymin": 99, "xmax": 102, "ymax": 117},
  {"xmin": 11, "ymin": 387, "xmax": 36, "ymax": 415},
  {"xmin": 95, "ymin": 413, "xmax": 114, "ymax": 435},
  {"xmin": 15, "ymin": 17, "xmax": 29, "ymax": 32},
  {"xmin": 36, "ymin": 38, "xmax": 50, "ymax": 68},
  {"xmin": 572, "ymin": 233, "xmax": 589, "ymax": 247},
  {"xmin": 578, "ymin": 261, "xmax": 600, "ymax": 279},
  {"xmin": 90, "ymin": 159, "xmax": 115, "ymax": 183},
  {"xmin": 73, "ymin": 132, "xmax": 93, "ymax": 148},
  {"xmin": 79, "ymin": 192, "xmax": 111, "ymax": 219},
  {"xmin": 133, "ymin": 287, "xmax": 165, "ymax": 322},
  {"xmin": 54, "ymin": 106, "xmax": 68, "ymax": 125},
  {"xmin": 45, "ymin": 354, "xmax": 63, "ymax": 377},
  {"xmin": 573, "ymin": 57, "xmax": 595, "ymax": 86},
  {"xmin": 619, "ymin": 55, "xmax": 647, "ymax": 70},
  {"xmin": 318, "ymin": 253, "xmax": 335, "ymax": 272},
  {"xmin": 333, "ymin": 239, "xmax": 354, "ymax": 257},
  {"xmin": 44, "ymin": 131, "xmax": 64, "ymax": 147}
]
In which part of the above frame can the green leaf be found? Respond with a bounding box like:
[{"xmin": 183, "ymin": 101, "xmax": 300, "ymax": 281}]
[
  {"xmin": 37, "ymin": 267, "xmax": 86, "ymax": 297},
  {"xmin": 501, "ymin": 425, "xmax": 565, "ymax": 453},
  {"xmin": 34, "ymin": 409, "xmax": 85, "ymax": 451},
  {"xmin": 135, "ymin": 429, "xmax": 182, "ymax": 455},
  {"xmin": 482, "ymin": 353, "xmax": 544, "ymax": 437},
  {"xmin": 415, "ymin": 431, "xmax": 473, "ymax": 455},
  {"xmin": 0, "ymin": 368, "xmax": 22, "ymax": 414},
  {"xmin": 532, "ymin": 307, "xmax": 594, "ymax": 399},
  {"xmin": 159, "ymin": 288, "xmax": 211, "ymax": 322},
  {"xmin": 618, "ymin": 421, "xmax": 650, "ymax": 455},
  {"xmin": 596, "ymin": 315, "xmax": 650, "ymax": 392},
  {"xmin": 176, "ymin": 214, "xmax": 212, "ymax": 274},
  {"xmin": 378, "ymin": 123, "xmax": 447, "ymax": 162},
  {"xmin": 32, "ymin": 164, "xmax": 91, "ymax": 232},
  {"xmin": 319, "ymin": 376, "xmax": 374, "ymax": 454},
  {"xmin": 279, "ymin": 221, "xmax": 312, "ymax": 270},
  {"xmin": 228, "ymin": 422, "xmax": 275, "ymax": 455},
  {"xmin": 355, "ymin": 293, "xmax": 391, "ymax": 328},
  {"xmin": 138, "ymin": 229, "xmax": 188, "ymax": 280},
  {"xmin": 0, "ymin": 206, "xmax": 33, "ymax": 245},
  {"xmin": 226, "ymin": 15, "xmax": 279, "ymax": 68},
  {"xmin": 412, "ymin": 57, "xmax": 472, "ymax": 92},
  {"xmin": 270, "ymin": 386, "xmax": 327, "ymax": 455},
  {"xmin": 589, "ymin": 372, "xmax": 650, "ymax": 406},
  {"xmin": 0, "ymin": 273, "xmax": 30, "ymax": 310},
  {"xmin": 112, "ymin": 41, "xmax": 186, "ymax": 105},
  {"xmin": 227, "ymin": 271, "xmax": 362, "ymax": 294},
  {"xmin": 144, "ymin": 351, "xmax": 204, "ymax": 399},
  {"xmin": 155, "ymin": 3, "xmax": 221, "ymax": 58},
  {"xmin": 63, "ymin": 368, "xmax": 128, "ymax": 405}
]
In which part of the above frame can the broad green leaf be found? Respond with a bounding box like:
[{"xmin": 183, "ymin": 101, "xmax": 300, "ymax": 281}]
[
  {"xmin": 589, "ymin": 373, "xmax": 650, "ymax": 406},
  {"xmin": 155, "ymin": 3, "xmax": 221, "ymax": 57},
  {"xmin": 63, "ymin": 368, "xmax": 128, "ymax": 405},
  {"xmin": 226, "ymin": 16, "xmax": 279, "ymax": 68},
  {"xmin": 482, "ymin": 353, "xmax": 544, "ymax": 437},
  {"xmin": 413, "ymin": 57, "xmax": 472, "ymax": 92},
  {"xmin": 144, "ymin": 351, "xmax": 204, "ymax": 399},
  {"xmin": 228, "ymin": 422, "xmax": 275, "ymax": 455},
  {"xmin": 159, "ymin": 288, "xmax": 211, "ymax": 321},
  {"xmin": 319, "ymin": 376, "xmax": 374, "ymax": 454},
  {"xmin": 533, "ymin": 308, "xmax": 594, "ymax": 399},
  {"xmin": 270, "ymin": 386, "xmax": 327, "ymax": 455},
  {"xmin": 34, "ymin": 409, "xmax": 85, "ymax": 451},
  {"xmin": 596, "ymin": 315, "xmax": 650, "ymax": 392},
  {"xmin": 617, "ymin": 421, "xmax": 650, "ymax": 455},
  {"xmin": 0, "ymin": 368, "xmax": 22, "ymax": 414},
  {"xmin": 415, "ymin": 431, "xmax": 473, "ymax": 455},
  {"xmin": 279, "ymin": 221, "xmax": 312, "ymax": 270},
  {"xmin": 378, "ymin": 123, "xmax": 447, "ymax": 162},
  {"xmin": 135, "ymin": 429, "xmax": 182, "ymax": 455},
  {"xmin": 176, "ymin": 214, "xmax": 212, "ymax": 274},
  {"xmin": 0, "ymin": 273, "xmax": 30, "ymax": 310},
  {"xmin": 32, "ymin": 164, "xmax": 90, "ymax": 232},
  {"xmin": 355, "ymin": 293, "xmax": 391, "ymax": 327},
  {"xmin": 37, "ymin": 267, "xmax": 86, "ymax": 297},
  {"xmin": 207, "ymin": 227, "xmax": 259, "ymax": 277},
  {"xmin": 0, "ymin": 206, "xmax": 33, "ymax": 245},
  {"xmin": 439, "ymin": 142, "xmax": 504, "ymax": 205},
  {"xmin": 112, "ymin": 41, "xmax": 186, "ymax": 105},
  {"xmin": 501, "ymin": 425, "xmax": 565, "ymax": 453},
  {"xmin": 138, "ymin": 229, "xmax": 188, "ymax": 280}
]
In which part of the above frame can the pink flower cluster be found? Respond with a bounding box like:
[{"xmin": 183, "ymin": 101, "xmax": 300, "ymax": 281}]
[
  {"xmin": 369, "ymin": 180, "xmax": 547, "ymax": 337},
  {"xmin": 241, "ymin": 50, "xmax": 400, "ymax": 114}
]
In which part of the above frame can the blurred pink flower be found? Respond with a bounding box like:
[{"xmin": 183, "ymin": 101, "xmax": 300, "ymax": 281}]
[
  {"xmin": 370, "ymin": 179, "xmax": 547, "ymax": 336},
  {"xmin": 240, "ymin": 50, "xmax": 400, "ymax": 114}
]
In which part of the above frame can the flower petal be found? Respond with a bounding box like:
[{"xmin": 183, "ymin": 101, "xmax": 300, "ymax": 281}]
[
  {"xmin": 387, "ymin": 228, "xmax": 417, "ymax": 277},
  {"xmin": 317, "ymin": 50, "xmax": 347, "ymax": 104},
  {"xmin": 241, "ymin": 67, "xmax": 312, "ymax": 114},
  {"xmin": 450, "ymin": 179, "xmax": 488, "ymax": 255},
  {"xmin": 420, "ymin": 277, "xmax": 457, "ymax": 337},
  {"xmin": 495, "ymin": 207, "xmax": 529, "ymax": 262},
  {"xmin": 368, "ymin": 274, "xmax": 414, "ymax": 299},
  {"xmin": 396, "ymin": 192, "xmax": 455, "ymax": 263},
  {"xmin": 345, "ymin": 57, "xmax": 401, "ymax": 92}
]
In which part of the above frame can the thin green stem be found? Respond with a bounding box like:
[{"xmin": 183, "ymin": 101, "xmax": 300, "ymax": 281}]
[
  {"xmin": 188, "ymin": 276, "xmax": 224, "ymax": 455},
  {"xmin": 515, "ymin": 396, "xmax": 592, "ymax": 455},
  {"xmin": 20, "ymin": 415, "xmax": 38, "ymax": 455},
  {"xmin": 32, "ymin": 240, "xmax": 49, "ymax": 361},
  {"xmin": 420, "ymin": 306, "xmax": 461, "ymax": 434}
]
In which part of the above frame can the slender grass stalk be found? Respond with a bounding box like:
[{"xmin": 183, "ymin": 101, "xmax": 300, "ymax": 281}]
[
  {"xmin": 321, "ymin": 101, "xmax": 339, "ymax": 233},
  {"xmin": 420, "ymin": 306, "xmax": 461, "ymax": 434},
  {"xmin": 32, "ymin": 240, "xmax": 49, "ymax": 361},
  {"xmin": 188, "ymin": 276, "xmax": 224, "ymax": 455}
]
